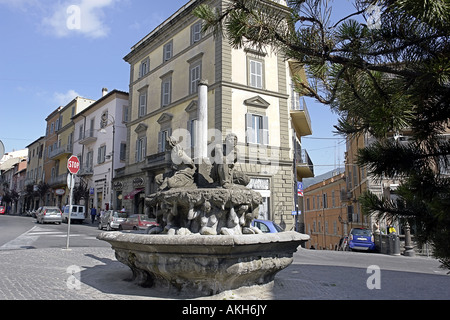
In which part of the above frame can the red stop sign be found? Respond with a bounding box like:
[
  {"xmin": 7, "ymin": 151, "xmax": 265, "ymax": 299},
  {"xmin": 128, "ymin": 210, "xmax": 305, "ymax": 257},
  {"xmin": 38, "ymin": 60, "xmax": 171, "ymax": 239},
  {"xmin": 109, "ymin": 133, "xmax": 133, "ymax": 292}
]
[{"xmin": 67, "ymin": 155, "xmax": 80, "ymax": 174}]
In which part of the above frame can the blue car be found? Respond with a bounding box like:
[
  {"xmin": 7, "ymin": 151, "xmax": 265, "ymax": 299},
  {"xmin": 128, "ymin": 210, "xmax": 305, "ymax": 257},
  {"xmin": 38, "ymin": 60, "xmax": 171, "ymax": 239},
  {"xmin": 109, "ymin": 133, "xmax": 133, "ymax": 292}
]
[
  {"xmin": 348, "ymin": 228, "xmax": 375, "ymax": 251},
  {"xmin": 252, "ymin": 219, "xmax": 284, "ymax": 233}
]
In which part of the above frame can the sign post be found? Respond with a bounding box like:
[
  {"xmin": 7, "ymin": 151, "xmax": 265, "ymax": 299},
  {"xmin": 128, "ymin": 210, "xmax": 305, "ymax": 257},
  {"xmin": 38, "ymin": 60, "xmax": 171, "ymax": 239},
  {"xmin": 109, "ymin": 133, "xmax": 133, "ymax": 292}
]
[{"xmin": 66, "ymin": 156, "xmax": 80, "ymax": 250}]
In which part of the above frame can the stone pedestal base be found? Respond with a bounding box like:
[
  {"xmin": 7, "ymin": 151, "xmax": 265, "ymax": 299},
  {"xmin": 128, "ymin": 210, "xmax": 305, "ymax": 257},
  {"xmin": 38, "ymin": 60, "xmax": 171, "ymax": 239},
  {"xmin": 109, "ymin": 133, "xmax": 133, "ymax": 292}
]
[{"xmin": 97, "ymin": 231, "xmax": 309, "ymax": 296}]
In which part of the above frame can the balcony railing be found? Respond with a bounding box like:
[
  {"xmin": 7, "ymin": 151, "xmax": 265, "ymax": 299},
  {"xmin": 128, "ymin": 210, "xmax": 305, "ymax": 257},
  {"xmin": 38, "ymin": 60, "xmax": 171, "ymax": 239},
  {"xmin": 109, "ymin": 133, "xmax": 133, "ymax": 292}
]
[
  {"xmin": 290, "ymin": 96, "xmax": 312, "ymax": 137},
  {"xmin": 48, "ymin": 144, "xmax": 73, "ymax": 159},
  {"xmin": 78, "ymin": 130, "xmax": 97, "ymax": 145},
  {"xmin": 295, "ymin": 147, "xmax": 314, "ymax": 178},
  {"xmin": 78, "ymin": 166, "xmax": 94, "ymax": 176},
  {"xmin": 49, "ymin": 173, "xmax": 68, "ymax": 187}
]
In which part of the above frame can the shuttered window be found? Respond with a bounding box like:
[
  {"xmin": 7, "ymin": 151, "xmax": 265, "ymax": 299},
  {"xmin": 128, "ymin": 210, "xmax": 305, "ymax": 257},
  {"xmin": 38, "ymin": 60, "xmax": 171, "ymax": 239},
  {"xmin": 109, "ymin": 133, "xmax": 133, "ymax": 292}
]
[
  {"xmin": 246, "ymin": 113, "xmax": 269, "ymax": 145},
  {"xmin": 249, "ymin": 59, "xmax": 263, "ymax": 89},
  {"xmin": 135, "ymin": 137, "xmax": 147, "ymax": 163},
  {"xmin": 158, "ymin": 128, "xmax": 172, "ymax": 153},
  {"xmin": 161, "ymin": 77, "xmax": 172, "ymax": 107}
]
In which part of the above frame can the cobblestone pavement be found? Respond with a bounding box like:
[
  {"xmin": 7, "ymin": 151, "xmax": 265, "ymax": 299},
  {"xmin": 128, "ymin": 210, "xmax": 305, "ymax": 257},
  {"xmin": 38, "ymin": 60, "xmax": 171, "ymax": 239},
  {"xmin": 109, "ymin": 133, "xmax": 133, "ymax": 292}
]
[
  {"xmin": 0, "ymin": 246, "xmax": 270, "ymax": 300},
  {"xmin": 0, "ymin": 246, "xmax": 449, "ymax": 301}
]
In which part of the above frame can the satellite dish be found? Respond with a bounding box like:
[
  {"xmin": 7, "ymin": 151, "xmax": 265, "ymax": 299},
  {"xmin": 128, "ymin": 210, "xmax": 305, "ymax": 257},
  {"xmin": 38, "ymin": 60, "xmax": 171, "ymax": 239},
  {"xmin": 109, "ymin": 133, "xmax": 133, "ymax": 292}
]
[{"xmin": 0, "ymin": 140, "xmax": 5, "ymax": 159}]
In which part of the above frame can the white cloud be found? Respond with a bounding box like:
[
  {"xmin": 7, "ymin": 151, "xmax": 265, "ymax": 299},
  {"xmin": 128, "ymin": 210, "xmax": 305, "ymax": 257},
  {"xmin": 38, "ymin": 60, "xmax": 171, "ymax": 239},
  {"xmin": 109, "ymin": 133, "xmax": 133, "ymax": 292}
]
[
  {"xmin": 53, "ymin": 89, "xmax": 80, "ymax": 106},
  {"xmin": 42, "ymin": 0, "xmax": 116, "ymax": 39}
]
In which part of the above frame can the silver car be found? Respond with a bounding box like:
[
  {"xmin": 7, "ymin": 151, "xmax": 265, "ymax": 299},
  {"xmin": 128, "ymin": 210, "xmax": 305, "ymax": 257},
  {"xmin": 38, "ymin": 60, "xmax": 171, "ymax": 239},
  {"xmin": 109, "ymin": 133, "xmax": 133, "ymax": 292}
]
[
  {"xmin": 36, "ymin": 206, "xmax": 62, "ymax": 224},
  {"xmin": 98, "ymin": 210, "xmax": 127, "ymax": 231}
]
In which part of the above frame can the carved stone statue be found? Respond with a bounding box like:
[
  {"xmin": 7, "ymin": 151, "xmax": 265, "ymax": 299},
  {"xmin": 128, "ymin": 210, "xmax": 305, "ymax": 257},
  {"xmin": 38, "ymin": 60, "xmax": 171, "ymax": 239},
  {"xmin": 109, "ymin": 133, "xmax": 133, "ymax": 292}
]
[
  {"xmin": 214, "ymin": 133, "xmax": 250, "ymax": 188},
  {"xmin": 155, "ymin": 136, "xmax": 195, "ymax": 191},
  {"xmin": 146, "ymin": 133, "xmax": 262, "ymax": 236}
]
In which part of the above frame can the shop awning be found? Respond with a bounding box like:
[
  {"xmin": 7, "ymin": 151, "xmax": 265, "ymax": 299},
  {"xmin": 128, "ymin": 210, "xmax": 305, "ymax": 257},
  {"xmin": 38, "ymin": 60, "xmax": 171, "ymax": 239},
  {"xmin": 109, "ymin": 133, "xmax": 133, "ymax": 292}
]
[{"xmin": 124, "ymin": 188, "xmax": 144, "ymax": 200}]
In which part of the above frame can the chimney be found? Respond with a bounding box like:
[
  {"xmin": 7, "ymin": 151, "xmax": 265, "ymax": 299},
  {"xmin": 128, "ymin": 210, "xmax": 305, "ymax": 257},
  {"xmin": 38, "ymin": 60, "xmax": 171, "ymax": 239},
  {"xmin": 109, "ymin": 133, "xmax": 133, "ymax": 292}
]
[{"xmin": 102, "ymin": 88, "xmax": 108, "ymax": 97}]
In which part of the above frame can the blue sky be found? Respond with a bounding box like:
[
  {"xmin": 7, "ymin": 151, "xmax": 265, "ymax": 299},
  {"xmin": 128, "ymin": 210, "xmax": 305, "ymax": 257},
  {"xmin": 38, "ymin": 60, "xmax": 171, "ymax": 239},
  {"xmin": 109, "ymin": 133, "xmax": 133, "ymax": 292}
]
[{"xmin": 0, "ymin": 0, "xmax": 351, "ymax": 176}]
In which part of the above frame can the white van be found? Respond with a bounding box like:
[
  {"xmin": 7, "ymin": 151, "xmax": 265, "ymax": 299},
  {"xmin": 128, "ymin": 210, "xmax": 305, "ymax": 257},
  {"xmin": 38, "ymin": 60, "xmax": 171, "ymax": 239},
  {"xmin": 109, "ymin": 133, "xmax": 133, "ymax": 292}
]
[{"xmin": 63, "ymin": 205, "xmax": 86, "ymax": 223}]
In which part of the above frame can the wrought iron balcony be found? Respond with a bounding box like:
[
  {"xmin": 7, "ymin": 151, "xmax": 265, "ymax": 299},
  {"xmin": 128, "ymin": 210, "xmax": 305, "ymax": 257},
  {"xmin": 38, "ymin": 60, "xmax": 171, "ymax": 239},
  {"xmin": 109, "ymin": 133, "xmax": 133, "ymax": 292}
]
[
  {"xmin": 78, "ymin": 130, "xmax": 97, "ymax": 145},
  {"xmin": 48, "ymin": 144, "xmax": 73, "ymax": 160},
  {"xmin": 290, "ymin": 96, "xmax": 312, "ymax": 138},
  {"xmin": 295, "ymin": 148, "xmax": 314, "ymax": 179},
  {"xmin": 48, "ymin": 173, "xmax": 68, "ymax": 187},
  {"xmin": 78, "ymin": 166, "xmax": 94, "ymax": 176}
]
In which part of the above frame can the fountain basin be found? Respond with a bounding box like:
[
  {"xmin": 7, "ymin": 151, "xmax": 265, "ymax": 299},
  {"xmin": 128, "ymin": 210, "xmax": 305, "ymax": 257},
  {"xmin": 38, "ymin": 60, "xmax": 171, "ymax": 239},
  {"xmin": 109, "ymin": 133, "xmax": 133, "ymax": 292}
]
[{"xmin": 97, "ymin": 231, "xmax": 309, "ymax": 296}]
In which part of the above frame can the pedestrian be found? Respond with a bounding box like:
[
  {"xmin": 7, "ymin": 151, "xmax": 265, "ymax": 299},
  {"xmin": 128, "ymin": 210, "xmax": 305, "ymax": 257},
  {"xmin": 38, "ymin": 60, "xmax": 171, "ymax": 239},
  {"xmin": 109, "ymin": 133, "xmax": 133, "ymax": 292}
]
[
  {"xmin": 387, "ymin": 224, "xmax": 397, "ymax": 234},
  {"xmin": 90, "ymin": 207, "xmax": 97, "ymax": 224}
]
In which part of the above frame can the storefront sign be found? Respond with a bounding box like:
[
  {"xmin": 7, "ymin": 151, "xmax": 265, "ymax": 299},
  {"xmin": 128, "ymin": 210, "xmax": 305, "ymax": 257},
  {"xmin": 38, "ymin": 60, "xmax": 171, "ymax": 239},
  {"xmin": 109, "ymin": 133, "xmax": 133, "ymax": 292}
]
[
  {"xmin": 247, "ymin": 178, "xmax": 270, "ymax": 190},
  {"xmin": 55, "ymin": 188, "xmax": 65, "ymax": 196},
  {"xmin": 133, "ymin": 177, "xmax": 145, "ymax": 188}
]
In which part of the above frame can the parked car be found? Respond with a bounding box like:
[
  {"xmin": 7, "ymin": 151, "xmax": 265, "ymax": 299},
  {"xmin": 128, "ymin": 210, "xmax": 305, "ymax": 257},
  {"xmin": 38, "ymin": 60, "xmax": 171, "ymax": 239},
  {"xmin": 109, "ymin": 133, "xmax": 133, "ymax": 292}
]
[
  {"xmin": 98, "ymin": 210, "xmax": 127, "ymax": 231},
  {"xmin": 0, "ymin": 206, "xmax": 5, "ymax": 215},
  {"xmin": 251, "ymin": 219, "xmax": 284, "ymax": 233},
  {"xmin": 29, "ymin": 209, "xmax": 39, "ymax": 217},
  {"xmin": 348, "ymin": 228, "xmax": 375, "ymax": 251},
  {"xmin": 118, "ymin": 214, "xmax": 158, "ymax": 231},
  {"xmin": 62, "ymin": 205, "xmax": 85, "ymax": 224},
  {"xmin": 36, "ymin": 206, "xmax": 62, "ymax": 224}
]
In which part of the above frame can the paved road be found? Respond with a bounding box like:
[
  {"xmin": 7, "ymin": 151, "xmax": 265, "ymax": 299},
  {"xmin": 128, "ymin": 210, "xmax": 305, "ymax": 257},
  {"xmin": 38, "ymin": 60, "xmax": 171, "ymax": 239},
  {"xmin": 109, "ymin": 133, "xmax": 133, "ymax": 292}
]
[
  {"xmin": 0, "ymin": 214, "xmax": 449, "ymax": 302},
  {"xmin": 0, "ymin": 215, "xmax": 35, "ymax": 247},
  {"xmin": 274, "ymin": 248, "xmax": 450, "ymax": 300},
  {"xmin": 0, "ymin": 214, "xmax": 109, "ymax": 250}
]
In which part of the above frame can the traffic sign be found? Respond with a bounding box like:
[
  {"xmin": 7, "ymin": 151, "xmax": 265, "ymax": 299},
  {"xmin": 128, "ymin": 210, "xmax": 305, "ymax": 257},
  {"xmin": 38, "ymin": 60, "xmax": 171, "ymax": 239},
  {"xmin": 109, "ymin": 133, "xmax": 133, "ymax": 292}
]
[
  {"xmin": 297, "ymin": 182, "xmax": 303, "ymax": 197},
  {"xmin": 67, "ymin": 173, "xmax": 75, "ymax": 189},
  {"xmin": 67, "ymin": 155, "xmax": 80, "ymax": 174},
  {"xmin": 65, "ymin": 156, "xmax": 79, "ymax": 250}
]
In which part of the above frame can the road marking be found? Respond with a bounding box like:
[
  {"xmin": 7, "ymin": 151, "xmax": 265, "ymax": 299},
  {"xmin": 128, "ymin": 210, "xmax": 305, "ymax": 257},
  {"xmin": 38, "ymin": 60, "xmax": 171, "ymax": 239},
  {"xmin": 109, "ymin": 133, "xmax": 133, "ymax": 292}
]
[
  {"xmin": 27, "ymin": 231, "xmax": 62, "ymax": 235},
  {"xmin": 28, "ymin": 226, "xmax": 90, "ymax": 238},
  {"xmin": 0, "ymin": 226, "xmax": 40, "ymax": 250},
  {"xmin": 0, "ymin": 226, "xmax": 93, "ymax": 250}
]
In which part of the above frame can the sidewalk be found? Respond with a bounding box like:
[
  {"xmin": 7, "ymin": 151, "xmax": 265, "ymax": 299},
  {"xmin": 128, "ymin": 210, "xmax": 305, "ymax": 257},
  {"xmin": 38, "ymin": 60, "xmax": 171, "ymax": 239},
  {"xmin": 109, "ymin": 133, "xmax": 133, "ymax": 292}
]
[
  {"xmin": 0, "ymin": 244, "xmax": 448, "ymax": 301},
  {"xmin": 0, "ymin": 246, "xmax": 281, "ymax": 300}
]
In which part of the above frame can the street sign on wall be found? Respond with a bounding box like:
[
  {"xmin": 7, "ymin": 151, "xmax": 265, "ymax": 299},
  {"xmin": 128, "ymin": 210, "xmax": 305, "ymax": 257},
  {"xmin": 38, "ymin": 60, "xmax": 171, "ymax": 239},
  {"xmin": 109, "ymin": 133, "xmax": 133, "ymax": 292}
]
[
  {"xmin": 67, "ymin": 155, "xmax": 80, "ymax": 175},
  {"xmin": 297, "ymin": 182, "xmax": 303, "ymax": 197}
]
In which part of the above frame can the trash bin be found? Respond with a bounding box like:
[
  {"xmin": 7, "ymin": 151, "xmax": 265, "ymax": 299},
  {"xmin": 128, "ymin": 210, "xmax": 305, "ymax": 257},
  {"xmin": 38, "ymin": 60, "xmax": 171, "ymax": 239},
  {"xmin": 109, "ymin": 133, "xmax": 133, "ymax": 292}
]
[{"xmin": 388, "ymin": 233, "xmax": 400, "ymax": 256}]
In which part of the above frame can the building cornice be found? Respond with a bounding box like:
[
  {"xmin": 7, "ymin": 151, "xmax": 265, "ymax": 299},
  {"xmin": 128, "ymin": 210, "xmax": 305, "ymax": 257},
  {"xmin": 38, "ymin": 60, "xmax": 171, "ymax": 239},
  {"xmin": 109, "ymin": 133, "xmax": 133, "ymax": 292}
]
[
  {"xmin": 71, "ymin": 89, "xmax": 129, "ymax": 120},
  {"xmin": 124, "ymin": 0, "xmax": 207, "ymax": 63}
]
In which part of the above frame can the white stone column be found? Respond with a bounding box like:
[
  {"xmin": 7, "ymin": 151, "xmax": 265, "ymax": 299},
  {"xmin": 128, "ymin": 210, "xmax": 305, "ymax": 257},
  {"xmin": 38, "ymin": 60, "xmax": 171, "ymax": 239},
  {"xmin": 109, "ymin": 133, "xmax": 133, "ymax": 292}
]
[{"xmin": 196, "ymin": 80, "xmax": 208, "ymax": 162}]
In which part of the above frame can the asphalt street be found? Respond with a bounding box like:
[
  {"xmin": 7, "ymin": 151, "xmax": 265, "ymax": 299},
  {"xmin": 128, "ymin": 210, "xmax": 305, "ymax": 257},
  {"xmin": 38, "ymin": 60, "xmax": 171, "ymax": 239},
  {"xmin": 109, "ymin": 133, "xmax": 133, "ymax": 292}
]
[{"xmin": 0, "ymin": 214, "xmax": 449, "ymax": 303}]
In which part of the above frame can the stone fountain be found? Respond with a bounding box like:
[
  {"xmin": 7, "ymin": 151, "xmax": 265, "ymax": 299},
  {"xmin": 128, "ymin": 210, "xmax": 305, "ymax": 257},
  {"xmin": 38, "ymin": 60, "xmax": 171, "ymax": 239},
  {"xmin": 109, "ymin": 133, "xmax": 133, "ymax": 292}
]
[{"xmin": 97, "ymin": 81, "xmax": 309, "ymax": 296}]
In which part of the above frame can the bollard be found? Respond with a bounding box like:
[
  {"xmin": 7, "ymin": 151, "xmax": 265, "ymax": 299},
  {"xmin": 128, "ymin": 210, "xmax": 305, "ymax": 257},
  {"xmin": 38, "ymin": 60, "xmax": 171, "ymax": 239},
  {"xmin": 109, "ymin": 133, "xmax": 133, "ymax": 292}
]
[{"xmin": 389, "ymin": 233, "xmax": 401, "ymax": 256}]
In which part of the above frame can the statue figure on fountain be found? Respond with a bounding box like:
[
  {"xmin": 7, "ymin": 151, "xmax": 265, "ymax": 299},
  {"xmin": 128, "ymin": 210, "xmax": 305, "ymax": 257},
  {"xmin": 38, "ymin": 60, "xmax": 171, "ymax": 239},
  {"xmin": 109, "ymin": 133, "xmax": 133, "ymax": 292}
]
[
  {"xmin": 146, "ymin": 133, "xmax": 262, "ymax": 235},
  {"xmin": 155, "ymin": 136, "xmax": 196, "ymax": 191},
  {"xmin": 214, "ymin": 133, "xmax": 250, "ymax": 188}
]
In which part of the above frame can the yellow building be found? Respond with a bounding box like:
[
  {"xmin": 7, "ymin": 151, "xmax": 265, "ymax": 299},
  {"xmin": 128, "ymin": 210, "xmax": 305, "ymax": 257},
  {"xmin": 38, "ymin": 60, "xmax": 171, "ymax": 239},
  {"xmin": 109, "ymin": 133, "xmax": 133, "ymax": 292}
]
[
  {"xmin": 304, "ymin": 171, "xmax": 347, "ymax": 250},
  {"xmin": 45, "ymin": 97, "xmax": 95, "ymax": 207},
  {"xmin": 25, "ymin": 136, "xmax": 45, "ymax": 210},
  {"xmin": 342, "ymin": 133, "xmax": 374, "ymax": 231},
  {"xmin": 116, "ymin": 0, "xmax": 314, "ymax": 231}
]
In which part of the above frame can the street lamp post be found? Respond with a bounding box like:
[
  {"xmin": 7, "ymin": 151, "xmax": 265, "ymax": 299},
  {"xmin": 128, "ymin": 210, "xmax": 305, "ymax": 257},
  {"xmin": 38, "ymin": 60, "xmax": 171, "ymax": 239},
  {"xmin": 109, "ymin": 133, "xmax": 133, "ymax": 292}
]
[{"xmin": 100, "ymin": 113, "xmax": 115, "ymax": 211}]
